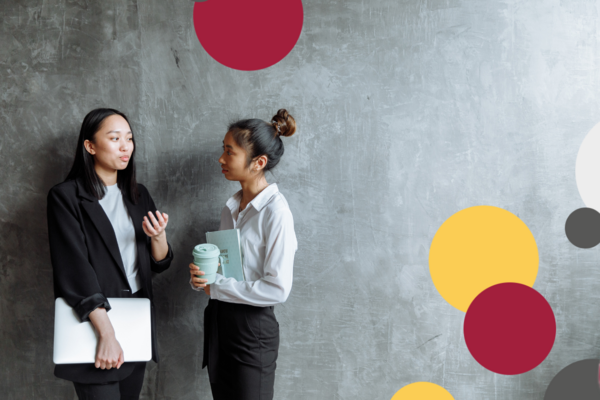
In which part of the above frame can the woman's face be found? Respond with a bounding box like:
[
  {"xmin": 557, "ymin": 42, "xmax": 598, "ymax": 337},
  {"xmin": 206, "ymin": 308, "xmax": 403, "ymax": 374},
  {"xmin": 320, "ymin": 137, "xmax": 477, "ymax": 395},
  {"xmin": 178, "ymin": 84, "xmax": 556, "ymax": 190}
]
[
  {"xmin": 84, "ymin": 114, "xmax": 134, "ymax": 174},
  {"xmin": 219, "ymin": 131, "xmax": 251, "ymax": 181}
]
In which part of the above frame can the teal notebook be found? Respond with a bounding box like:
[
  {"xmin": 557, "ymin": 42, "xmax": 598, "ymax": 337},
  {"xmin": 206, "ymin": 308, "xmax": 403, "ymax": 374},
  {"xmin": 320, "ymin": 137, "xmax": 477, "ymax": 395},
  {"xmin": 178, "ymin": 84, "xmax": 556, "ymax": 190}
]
[{"xmin": 206, "ymin": 229, "xmax": 245, "ymax": 282}]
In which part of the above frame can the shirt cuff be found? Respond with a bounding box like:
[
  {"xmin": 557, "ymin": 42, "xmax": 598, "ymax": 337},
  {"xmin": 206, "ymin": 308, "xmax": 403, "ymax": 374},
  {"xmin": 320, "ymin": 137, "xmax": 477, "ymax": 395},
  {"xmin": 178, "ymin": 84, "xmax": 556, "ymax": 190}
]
[{"xmin": 209, "ymin": 273, "xmax": 226, "ymax": 300}]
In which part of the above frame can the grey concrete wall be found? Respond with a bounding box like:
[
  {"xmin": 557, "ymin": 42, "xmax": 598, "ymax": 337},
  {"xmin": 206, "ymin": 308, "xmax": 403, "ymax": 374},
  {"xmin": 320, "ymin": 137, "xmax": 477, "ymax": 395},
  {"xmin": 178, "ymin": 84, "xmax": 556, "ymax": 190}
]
[{"xmin": 2, "ymin": 0, "xmax": 600, "ymax": 399}]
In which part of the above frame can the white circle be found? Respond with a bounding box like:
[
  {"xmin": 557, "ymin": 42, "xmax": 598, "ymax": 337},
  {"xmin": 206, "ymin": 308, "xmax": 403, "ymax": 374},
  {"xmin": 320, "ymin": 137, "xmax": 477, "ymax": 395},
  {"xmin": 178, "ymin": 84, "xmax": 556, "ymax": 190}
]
[{"xmin": 576, "ymin": 122, "xmax": 600, "ymax": 211}]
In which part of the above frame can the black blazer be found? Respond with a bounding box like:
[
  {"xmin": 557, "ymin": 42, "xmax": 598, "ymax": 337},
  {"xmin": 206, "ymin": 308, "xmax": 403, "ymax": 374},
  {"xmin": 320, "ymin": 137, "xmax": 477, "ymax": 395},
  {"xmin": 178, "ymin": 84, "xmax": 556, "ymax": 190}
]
[{"xmin": 47, "ymin": 177, "xmax": 174, "ymax": 384}]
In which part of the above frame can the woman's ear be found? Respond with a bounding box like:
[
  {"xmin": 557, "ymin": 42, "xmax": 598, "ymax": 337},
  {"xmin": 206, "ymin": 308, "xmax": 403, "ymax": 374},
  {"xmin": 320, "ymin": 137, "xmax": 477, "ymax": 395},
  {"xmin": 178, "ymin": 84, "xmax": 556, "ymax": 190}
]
[
  {"xmin": 83, "ymin": 139, "xmax": 96, "ymax": 155},
  {"xmin": 255, "ymin": 155, "xmax": 268, "ymax": 171}
]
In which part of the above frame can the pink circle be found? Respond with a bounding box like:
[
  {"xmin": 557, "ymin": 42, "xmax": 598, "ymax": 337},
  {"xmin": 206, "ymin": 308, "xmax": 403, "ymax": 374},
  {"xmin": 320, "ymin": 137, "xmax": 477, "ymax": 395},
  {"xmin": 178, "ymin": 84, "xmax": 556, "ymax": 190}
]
[
  {"xmin": 193, "ymin": 0, "xmax": 304, "ymax": 71},
  {"xmin": 464, "ymin": 282, "xmax": 556, "ymax": 375}
]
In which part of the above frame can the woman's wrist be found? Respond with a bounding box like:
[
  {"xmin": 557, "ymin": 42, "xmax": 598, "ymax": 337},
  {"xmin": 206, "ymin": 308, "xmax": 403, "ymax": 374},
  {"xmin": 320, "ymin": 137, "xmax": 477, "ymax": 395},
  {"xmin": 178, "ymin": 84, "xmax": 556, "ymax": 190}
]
[
  {"xmin": 98, "ymin": 328, "xmax": 116, "ymax": 339},
  {"xmin": 151, "ymin": 231, "xmax": 166, "ymax": 242},
  {"xmin": 89, "ymin": 308, "xmax": 116, "ymax": 338}
]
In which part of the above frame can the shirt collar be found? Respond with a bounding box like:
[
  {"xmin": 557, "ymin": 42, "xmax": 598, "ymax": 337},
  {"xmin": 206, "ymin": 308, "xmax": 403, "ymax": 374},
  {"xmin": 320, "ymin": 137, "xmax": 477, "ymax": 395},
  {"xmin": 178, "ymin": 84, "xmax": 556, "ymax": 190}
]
[{"xmin": 226, "ymin": 183, "xmax": 279, "ymax": 214}]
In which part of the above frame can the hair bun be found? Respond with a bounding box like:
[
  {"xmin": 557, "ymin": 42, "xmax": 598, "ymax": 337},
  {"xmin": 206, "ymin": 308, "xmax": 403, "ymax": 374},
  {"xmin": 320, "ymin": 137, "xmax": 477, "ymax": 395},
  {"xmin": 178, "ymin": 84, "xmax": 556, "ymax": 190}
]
[{"xmin": 271, "ymin": 109, "xmax": 296, "ymax": 138}]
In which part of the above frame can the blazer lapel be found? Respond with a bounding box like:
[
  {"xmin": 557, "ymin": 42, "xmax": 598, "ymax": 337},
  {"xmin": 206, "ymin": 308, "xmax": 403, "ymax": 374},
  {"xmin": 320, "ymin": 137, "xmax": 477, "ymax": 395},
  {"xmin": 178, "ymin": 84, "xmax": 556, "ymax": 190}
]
[
  {"xmin": 76, "ymin": 179, "xmax": 129, "ymax": 284},
  {"xmin": 123, "ymin": 191, "xmax": 150, "ymax": 287}
]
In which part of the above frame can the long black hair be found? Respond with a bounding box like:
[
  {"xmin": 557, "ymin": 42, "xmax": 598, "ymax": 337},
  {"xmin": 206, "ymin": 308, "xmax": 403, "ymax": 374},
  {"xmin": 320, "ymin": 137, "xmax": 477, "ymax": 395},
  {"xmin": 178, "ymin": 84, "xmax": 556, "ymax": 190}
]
[
  {"xmin": 65, "ymin": 108, "xmax": 139, "ymax": 203},
  {"xmin": 228, "ymin": 109, "xmax": 297, "ymax": 172}
]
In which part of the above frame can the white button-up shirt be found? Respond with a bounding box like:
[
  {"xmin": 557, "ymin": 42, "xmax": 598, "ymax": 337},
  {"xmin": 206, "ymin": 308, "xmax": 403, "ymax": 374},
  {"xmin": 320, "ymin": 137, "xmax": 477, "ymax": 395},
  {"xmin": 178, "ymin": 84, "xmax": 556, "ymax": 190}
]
[{"xmin": 192, "ymin": 183, "xmax": 297, "ymax": 306}]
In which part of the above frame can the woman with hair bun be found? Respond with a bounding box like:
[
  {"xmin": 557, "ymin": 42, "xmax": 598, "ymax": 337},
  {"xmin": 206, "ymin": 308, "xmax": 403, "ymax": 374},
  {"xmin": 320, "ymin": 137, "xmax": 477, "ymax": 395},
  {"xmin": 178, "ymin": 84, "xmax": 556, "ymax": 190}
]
[{"xmin": 189, "ymin": 109, "xmax": 298, "ymax": 400}]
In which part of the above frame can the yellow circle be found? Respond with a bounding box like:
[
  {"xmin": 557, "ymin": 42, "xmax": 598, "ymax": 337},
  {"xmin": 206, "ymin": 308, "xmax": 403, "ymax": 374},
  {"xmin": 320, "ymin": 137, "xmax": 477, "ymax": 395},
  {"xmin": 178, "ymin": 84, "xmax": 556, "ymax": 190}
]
[
  {"xmin": 429, "ymin": 206, "xmax": 539, "ymax": 312},
  {"xmin": 391, "ymin": 382, "xmax": 455, "ymax": 400}
]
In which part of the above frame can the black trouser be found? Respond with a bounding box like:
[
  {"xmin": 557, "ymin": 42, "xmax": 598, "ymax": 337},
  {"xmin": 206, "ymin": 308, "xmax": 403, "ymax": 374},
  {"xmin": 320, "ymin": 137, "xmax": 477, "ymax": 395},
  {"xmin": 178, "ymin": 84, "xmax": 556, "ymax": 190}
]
[
  {"xmin": 204, "ymin": 299, "xmax": 280, "ymax": 400},
  {"xmin": 73, "ymin": 361, "xmax": 146, "ymax": 400}
]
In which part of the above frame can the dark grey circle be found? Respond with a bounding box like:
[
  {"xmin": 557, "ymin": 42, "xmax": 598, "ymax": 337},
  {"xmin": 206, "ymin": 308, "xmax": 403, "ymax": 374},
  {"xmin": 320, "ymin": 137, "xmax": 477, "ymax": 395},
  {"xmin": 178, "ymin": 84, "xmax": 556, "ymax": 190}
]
[
  {"xmin": 565, "ymin": 208, "xmax": 600, "ymax": 248},
  {"xmin": 544, "ymin": 358, "xmax": 600, "ymax": 400}
]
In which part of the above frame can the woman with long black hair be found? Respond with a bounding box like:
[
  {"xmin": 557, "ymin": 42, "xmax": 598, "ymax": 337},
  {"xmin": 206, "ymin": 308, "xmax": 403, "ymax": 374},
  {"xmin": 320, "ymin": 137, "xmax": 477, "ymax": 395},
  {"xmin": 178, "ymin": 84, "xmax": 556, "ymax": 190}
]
[
  {"xmin": 47, "ymin": 108, "xmax": 174, "ymax": 399},
  {"xmin": 189, "ymin": 109, "xmax": 298, "ymax": 400}
]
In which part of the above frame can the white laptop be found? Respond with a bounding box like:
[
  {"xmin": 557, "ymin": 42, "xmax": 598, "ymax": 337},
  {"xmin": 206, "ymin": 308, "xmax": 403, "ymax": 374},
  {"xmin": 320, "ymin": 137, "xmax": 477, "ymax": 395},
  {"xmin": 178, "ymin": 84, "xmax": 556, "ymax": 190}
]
[{"xmin": 53, "ymin": 297, "xmax": 152, "ymax": 364}]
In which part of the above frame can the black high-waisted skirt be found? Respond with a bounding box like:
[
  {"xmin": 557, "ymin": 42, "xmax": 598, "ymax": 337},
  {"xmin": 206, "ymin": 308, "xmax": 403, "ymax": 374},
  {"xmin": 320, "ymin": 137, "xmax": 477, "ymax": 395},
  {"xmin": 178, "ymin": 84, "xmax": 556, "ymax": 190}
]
[{"xmin": 203, "ymin": 299, "xmax": 280, "ymax": 400}]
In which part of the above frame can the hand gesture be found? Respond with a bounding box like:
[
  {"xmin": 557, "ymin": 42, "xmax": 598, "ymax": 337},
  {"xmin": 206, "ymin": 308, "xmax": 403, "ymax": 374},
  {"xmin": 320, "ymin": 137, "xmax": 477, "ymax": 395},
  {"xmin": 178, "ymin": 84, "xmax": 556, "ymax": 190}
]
[{"xmin": 143, "ymin": 211, "xmax": 168, "ymax": 239}]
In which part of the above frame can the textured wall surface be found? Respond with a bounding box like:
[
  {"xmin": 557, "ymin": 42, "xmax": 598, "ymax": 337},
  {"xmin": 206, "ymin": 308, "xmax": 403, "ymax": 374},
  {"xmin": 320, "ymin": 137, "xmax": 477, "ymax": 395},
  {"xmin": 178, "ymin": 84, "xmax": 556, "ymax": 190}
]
[{"xmin": 2, "ymin": 0, "xmax": 600, "ymax": 399}]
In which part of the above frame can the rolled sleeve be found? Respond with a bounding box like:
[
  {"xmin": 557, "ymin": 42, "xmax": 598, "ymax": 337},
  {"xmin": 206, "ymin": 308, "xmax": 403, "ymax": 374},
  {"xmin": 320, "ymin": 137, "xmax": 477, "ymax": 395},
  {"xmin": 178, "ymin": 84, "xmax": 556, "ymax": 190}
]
[
  {"xmin": 47, "ymin": 187, "xmax": 108, "ymax": 322},
  {"xmin": 76, "ymin": 293, "xmax": 112, "ymax": 322}
]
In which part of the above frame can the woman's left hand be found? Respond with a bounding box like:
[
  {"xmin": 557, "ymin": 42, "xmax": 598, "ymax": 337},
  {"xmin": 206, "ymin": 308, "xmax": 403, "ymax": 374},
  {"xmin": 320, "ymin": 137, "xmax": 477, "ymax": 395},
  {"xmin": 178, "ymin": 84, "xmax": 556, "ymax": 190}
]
[
  {"xmin": 189, "ymin": 263, "xmax": 211, "ymax": 295},
  {"xmin": 143, "ymin": 211, "xmax": 168, "ymax": 239}
]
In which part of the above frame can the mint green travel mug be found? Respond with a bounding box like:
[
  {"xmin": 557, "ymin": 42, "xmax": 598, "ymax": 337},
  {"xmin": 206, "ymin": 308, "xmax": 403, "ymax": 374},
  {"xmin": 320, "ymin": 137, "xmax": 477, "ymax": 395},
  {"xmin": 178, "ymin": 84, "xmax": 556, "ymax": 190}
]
[{"xmin": 192, "ymin": 243, "xmax": 223, "ymax": 285}]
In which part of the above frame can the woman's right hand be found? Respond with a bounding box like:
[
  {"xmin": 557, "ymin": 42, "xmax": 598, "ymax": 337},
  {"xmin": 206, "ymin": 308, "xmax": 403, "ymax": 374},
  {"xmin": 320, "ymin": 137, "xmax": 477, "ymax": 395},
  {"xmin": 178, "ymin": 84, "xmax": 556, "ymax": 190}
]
[
  {"xmin": 95, "ymin": 333, "xmax": 124, "ymax": 370},
  {"xmin": 88, "ymin": 307, "xmax": 124, "ymax": 370},
  {"xmin": 189, "ymin": 263, "xmax": 208, "ymax": 289}
]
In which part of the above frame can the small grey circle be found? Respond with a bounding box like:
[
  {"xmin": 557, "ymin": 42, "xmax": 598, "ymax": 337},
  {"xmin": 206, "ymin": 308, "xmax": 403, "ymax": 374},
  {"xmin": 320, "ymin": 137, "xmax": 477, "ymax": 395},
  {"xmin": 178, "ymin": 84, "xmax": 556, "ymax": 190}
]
[
  {"xmin": 565, "ymin": 208, "xmax": 600, "ymax": 248},
  {"xmin": 544, "ymin": 358, "xmax": 600, "ymax": 400}
]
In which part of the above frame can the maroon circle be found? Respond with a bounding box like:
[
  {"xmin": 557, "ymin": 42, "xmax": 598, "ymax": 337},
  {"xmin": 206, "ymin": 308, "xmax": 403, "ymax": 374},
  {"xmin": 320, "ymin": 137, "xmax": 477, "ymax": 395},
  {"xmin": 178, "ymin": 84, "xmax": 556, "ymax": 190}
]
[
  {"xmin": 464, "ymin": 282, "xmax": 556, "ymax": 375},
  {"xmin": 193, "ymin": 0, "xmax": 304, "ymax": 71}
]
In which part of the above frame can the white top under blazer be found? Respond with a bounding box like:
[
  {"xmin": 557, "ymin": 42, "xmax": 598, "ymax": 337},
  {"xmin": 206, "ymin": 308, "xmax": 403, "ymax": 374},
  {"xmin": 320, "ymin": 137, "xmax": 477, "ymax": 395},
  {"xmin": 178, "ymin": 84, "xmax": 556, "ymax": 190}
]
[
  {"xmin": 98, "ymin": 184, "xmax": 141, "ymax": 293},
  {"xmin": 192, "ymin": 183, "xmax": 297, "ymax": 306}
]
